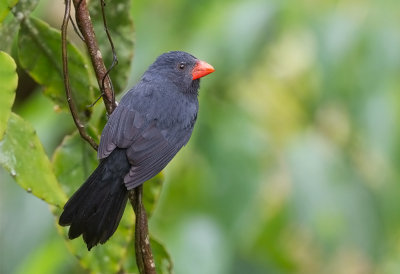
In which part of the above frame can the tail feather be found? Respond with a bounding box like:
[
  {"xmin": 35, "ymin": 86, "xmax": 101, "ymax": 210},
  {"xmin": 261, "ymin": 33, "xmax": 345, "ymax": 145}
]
[{"xmin": 59, "ymin": 148, "xmax": 130, "ymax": 250}]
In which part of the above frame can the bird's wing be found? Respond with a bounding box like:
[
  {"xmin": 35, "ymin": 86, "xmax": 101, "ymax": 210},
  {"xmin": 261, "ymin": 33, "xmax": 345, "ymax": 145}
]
[
  {"xmin": 97, "ymin": 104, "xmax": 146, "ymax": 159},
  {"xmin": 98, "ymin": 103, "xmax": 189, "ymax": 190},
  {"xmin": 123, "ymin": 121, "xmax": 183, "ymax": 189}
]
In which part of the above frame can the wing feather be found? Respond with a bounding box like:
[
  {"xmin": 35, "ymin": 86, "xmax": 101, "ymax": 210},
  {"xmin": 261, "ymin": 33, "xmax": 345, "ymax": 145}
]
[
  {"xmin": 98, "ymin": 106, "xmax": 143, "ymax": 159},
  {"xmin": 124, "ymin": 123, "xmax": 182, "ymax": 189},
  {"xmin": 97, "ymin": 94, "xmax": 194, "ymax": 190}
]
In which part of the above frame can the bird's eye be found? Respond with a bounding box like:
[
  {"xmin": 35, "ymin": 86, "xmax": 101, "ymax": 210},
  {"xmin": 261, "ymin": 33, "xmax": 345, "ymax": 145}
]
[{"xmin": 178, "ymin": 63, "xmax": 185, "ymax": 70}]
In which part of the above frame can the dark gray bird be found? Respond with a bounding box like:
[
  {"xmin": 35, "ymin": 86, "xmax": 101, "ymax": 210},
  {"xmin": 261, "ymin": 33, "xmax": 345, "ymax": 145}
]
[{"xmin": 59, "ymin": 51, "xmax": 214, "ymax": 250}]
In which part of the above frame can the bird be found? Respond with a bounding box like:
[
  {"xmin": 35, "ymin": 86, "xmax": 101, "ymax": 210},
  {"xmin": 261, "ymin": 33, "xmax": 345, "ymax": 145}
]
[{"xmin": 58, "ymin": 51, "xmax": 215, "ymax": 250}]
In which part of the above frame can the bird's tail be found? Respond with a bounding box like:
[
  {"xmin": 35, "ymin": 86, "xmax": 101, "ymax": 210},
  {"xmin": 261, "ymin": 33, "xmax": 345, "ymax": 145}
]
[{"xmin": 59, "ymin": 148, "xmax": 130, "ymax": 250}]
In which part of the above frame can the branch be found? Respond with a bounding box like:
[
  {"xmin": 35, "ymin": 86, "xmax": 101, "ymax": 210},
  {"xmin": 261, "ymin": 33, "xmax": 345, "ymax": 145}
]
[
  {"xmin": 100, "ymin": 0, "xmax": 118, "ymax": 106},
  {"xmin": 61, "ymin": 0, "xmax": 98, "ymax": 150},
  {"xmin": 63, "ymin": 1, "xmax": 155, "ymax": 272},
  {"xmin": 129, "ymin": 186, "xmax": 156, "ymax": 274},
  {"xmin": 72, "ymin": 0, "xmax": 116, "ymax": 115}
]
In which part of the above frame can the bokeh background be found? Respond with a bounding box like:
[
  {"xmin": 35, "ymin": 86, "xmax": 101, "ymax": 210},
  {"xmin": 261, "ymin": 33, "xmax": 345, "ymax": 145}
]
[{"xmin": 1, "ymin": 0, "xmax": 400, "ymax": 273}]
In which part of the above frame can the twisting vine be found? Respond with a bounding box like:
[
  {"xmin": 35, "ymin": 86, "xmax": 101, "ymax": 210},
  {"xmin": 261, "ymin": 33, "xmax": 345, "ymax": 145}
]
[{"xmin": 61, "ymin": 0, "xmax": 98, "ymax": 150}]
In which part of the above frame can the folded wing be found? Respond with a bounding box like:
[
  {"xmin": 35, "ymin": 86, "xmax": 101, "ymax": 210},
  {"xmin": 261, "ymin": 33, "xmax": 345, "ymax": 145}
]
[{"xmin": 98, "ymin": 104, "xmax": 186, "ymax": 190}]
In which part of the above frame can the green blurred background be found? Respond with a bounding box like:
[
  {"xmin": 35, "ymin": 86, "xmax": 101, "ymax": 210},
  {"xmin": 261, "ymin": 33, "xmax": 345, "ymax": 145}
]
[{"xmin": 1, "ymin": 0, "xmax": 400, "ymax": 273}]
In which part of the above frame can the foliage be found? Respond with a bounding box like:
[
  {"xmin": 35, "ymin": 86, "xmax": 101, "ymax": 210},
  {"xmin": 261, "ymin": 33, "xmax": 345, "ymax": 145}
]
[
  {"xmin": 0, "ymin": 0, "xmax": 18, "ymax": 22},
  {"xmin": 0, "ymin": 51, "xmax": 17, "ymax": 138},
  {"xmin": 0, "ymin": 113, "xmax": 67, "ymax": 207},
  {"xmin": 89, "ymin": 0, "xmax": 135, "ymax": 94},
  {"xmin": 0, "ymin": 1, "xmax": 170, "ymax": 273},
  {"xmin": 18, "ymin": 17, "xmax": 96, "ymax": 121}
]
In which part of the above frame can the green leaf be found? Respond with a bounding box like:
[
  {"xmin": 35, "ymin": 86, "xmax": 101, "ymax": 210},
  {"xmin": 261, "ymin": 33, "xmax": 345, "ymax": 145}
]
[
  {"xmin": 124, "ymin": 236, "xmax": 173, "ymax": 274},
  {"xmin": 0, "ymin": 113, "xmax": 67, "ymax": 207},
  {"xmin": 52, "ymin": 132, "xmax": 134, "ymax": 273},
  {"xmin": 151, "ymin": 237, "xmax": 173, "ymax": 274},
  {"xmin": 10, "ymin": 0, "xmax": 39, "ymax": 21},
  {"xmin": 0, "ymin": 51, "xmax": 17, "ymax": 139},
  {"xmin": 90, "ymin": 0, "xmax": 135, "ymax": 94},
  {"xmin": 52, "ymin": 132, "xmax": 98, "ymax": 196},
  {"xmin": 143, "ymin": 172, "xmax": 164, "ymax": 217},
  {"xmin": 0, "ymin": 0, "xmax": 39, "ymax": 51},
  {"xmin": 18, "ymin": 17, "xmax": 96, "ymax": 122},
  {"xmin": 0, "ymin": 0, "xmax": 18, "ymax": 22},
  {"xmin": 88, "ymin": 98, "xmax": 108, "ymax": 136},
  {"xmin": 0, "ymin": 16, "xmax": 20, "ymax": 52}
]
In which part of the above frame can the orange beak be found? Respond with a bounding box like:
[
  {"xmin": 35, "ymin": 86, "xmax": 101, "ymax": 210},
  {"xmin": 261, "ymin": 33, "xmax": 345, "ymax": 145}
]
[{"xmin": 192, "ymin": 60, "xmax": 215, "ymax": 80}]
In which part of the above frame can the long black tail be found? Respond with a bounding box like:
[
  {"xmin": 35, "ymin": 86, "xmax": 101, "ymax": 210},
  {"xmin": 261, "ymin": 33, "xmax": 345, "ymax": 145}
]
[{"xmin": 59, "ymin": 148, "xmax": 130, "ymax": 250}]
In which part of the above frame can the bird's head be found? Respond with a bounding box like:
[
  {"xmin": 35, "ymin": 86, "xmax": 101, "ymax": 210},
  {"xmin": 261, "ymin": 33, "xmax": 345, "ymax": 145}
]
[{"xmin": 145, "ymin": 51, "xmax": 215, "ymax": 94}]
